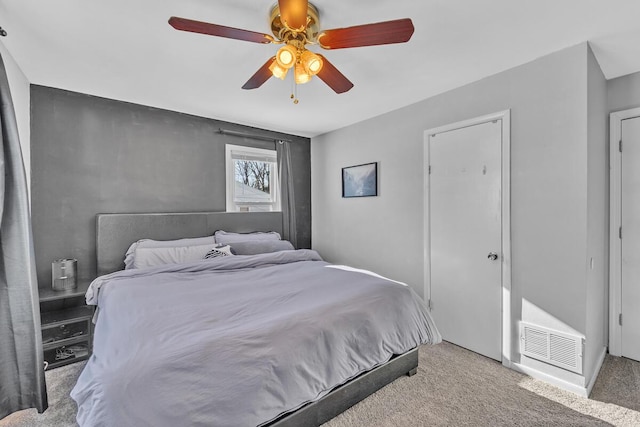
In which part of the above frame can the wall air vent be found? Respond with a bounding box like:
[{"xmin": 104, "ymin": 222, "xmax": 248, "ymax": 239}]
[{"xmin": 520, "ymin": 322, "xmax": 583, "ymax": 374}]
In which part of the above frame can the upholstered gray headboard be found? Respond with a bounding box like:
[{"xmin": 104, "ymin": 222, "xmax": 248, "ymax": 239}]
[{"xmin": 96, "ymin": 211, "xmax": 283, "ymax": 276}]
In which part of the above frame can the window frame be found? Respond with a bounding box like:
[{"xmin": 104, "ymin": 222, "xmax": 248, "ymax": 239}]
[{"xmin": 225, "ymin": 144, "xmax": 280, "ymax": 212}]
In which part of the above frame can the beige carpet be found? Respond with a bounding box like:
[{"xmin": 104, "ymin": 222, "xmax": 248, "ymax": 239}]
[
  {"xmin": 0, "ymin": 360, "xmax": 85, "ymax": 427},
  {"xmin": 2, "ymin": 342, "xmax": 639, "ymax": 426},
  {"xmin": 325, "ymin": 342, "xmax": 640, "ymax": 427}
]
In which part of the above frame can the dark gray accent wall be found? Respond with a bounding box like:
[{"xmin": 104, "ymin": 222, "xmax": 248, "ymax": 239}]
[{"xmin": 31, "ymin": 85, "xmax": 311, "ymax": 287}]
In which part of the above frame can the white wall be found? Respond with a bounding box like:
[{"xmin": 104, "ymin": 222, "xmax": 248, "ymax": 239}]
[
  {"xmin": 312, "ymin": 43, "xmax": 604, "ymax": 390},
  {"xmin": 0, "ymin": 40, "xmax": 31, "ymax": 196},
  {"xmin": 608, "ymin": 70, "xmax": 640, "ymax": 113},
  {"xmin": 584, "ymin": 44, "xmax": 608, "ymax": 387}
]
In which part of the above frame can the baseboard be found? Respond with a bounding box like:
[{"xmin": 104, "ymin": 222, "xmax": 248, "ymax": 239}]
[
  {"xmin": 511, "ymin": 346, "xmax": 606, "ymax": 398},
  {"xmin": 585, "ymin": 346, "xmax": 607, "ymax": 397},
  {"xmin": 511, "ymin": 362, "xmax": 589, "ymax": 397}
]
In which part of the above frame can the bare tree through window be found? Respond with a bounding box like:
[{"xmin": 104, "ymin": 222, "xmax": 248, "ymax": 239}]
[{"xmin": 235, "ymin": 160, "xmax": 271, "ymax": 193}]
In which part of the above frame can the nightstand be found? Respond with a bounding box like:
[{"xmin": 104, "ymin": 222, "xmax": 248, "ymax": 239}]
[{"xmin": 39, "ymin": 281, "xmax": 93, "ymax": 370}]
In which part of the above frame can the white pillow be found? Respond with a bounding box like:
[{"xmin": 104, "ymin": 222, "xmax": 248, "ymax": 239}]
[
  {"xmin": 132, "ymin": 244, "xmax": 217, "ymax": 269},
  {"xmin": 124, "ymin": 236, "xmax": 216, "ymax": 269}
]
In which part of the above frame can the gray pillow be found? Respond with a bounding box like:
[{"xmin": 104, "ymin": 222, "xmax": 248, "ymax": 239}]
[
  {"xmin": 229, "ymin": 240, "xmax": 295, "ymax": 255},
  {"xmin": 214, "ymin": 230, "xmax": 281, "ymax": 245}
]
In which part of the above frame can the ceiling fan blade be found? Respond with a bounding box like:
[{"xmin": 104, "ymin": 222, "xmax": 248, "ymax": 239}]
[
  {"xmin": 318, "ymin": 18, "xmax": 414, "ymax": 49},
  {"xmin": 316, "ymin": 55, "xmax": 353, "ymax": 94},
  {"xmin": 169, "ymin": 17, "xmax": 273, "ymax": 44},
  {"xmin": 242, "ymin": 57, "xmax": 276, "ymax": 90},
  {"xmin": 278, "ymin": 0, "xmax": 309, "ymax": 32}
]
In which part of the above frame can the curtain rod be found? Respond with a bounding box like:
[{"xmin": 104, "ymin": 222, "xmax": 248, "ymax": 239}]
[{"xmin": 218, "ymin": 128, "xmax": 291, "ymax": 143}]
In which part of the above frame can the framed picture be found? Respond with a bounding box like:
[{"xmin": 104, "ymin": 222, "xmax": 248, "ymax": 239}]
[{"xmin": 342, "ymin": 162, "xmax": 378, "ymax": 198}]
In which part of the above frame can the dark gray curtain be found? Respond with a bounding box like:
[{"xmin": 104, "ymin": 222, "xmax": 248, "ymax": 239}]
[
  {"xmin": 277, "ymin": 140, "xmax": 297, "ymax": 248},
  {"xmin": 0, "ymin": 53, "xmax": 47, "ymax": 419}
]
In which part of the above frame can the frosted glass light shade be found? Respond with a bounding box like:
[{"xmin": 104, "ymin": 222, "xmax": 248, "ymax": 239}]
[
  {"xmin": 301, "ymin": 50, "xmax": 323, "ymax": 75},
  {"xmin": 294, "ymin": 63, "xmax": 311, "ymax": 84},
  {"xmin": 269, "ymin": 61, "xmax": 289, "ymax": 79},
  {"xmin": 276, "ymin": 45, "xmax": 297, "ymax": 69}
]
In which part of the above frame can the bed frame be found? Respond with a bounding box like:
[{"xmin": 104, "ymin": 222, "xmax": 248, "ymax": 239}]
[{"xmin": 95, "ymin": 211, "xmax": 419, "ymax": 426}]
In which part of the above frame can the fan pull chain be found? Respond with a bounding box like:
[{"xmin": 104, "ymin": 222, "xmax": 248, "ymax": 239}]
[
  {"xmin": 290, "ymin": 72, "xmax": 294, "ymax": 102},
  {"xmin": 290, "ymin": 74, "xmax": 299, "ymax": 104}
]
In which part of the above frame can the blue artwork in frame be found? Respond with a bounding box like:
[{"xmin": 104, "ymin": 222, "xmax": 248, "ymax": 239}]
[{"xmin": 342, "ymin": 162, "xmax": 378, "ymax": 198}]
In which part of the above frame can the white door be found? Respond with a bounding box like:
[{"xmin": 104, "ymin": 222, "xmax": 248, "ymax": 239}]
[
  {"xmin": 621, "ymin": 116, "xmax": 640, "ymax": 362},
  {"xmin": 429, "ymin": 120, "xmax": 502, "ymax": 361}
]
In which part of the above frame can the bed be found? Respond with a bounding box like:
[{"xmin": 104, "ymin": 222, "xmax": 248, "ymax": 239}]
[{"xmin": 71, "ymin": 212, "xmax": 440, "ymax": 426}]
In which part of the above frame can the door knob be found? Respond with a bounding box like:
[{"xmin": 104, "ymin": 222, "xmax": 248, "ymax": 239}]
[{"xmin": 487, "ymin": 252, "xmax": 499, "ymax": 261}]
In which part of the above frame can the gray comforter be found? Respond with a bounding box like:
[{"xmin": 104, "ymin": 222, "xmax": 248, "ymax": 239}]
[{"xmin": 71, "ymin": 250, "xmax": 440, "ymax": 427}]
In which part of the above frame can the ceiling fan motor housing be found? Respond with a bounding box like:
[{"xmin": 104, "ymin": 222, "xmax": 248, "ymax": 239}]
[{"xmin": 270, "ymin": 3, "xmax": 320, "ymax": 44}]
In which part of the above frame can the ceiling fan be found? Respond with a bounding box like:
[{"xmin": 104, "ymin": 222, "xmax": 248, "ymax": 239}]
[{"xmin": 169, "ymin": 0, "xmax": 414, "ymax": 102}]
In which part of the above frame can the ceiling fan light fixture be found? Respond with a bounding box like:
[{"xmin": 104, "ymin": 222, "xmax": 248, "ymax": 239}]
[
  {"xmin": 276, "ymin": 44, "xmax": 297, "ymax": 69},
  {"xmin": 169, "ymin": 2, "xmax": 413, "ymax": 96},
  {"xmin": 301, "ymin": 50, "xmax": 323, "ymax": 75},
  {"xmin": 294, "ymin": 63, "xmax": 311, "ymax": 84},
  {"xmin": 269, "ymin": 61, "xmax": 289, "ymax": 80}
]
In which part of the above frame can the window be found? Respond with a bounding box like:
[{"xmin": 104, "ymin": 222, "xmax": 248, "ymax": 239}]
[{"xmin": 226, "ymin": 144, "xmax": 280, "ymax": 212}]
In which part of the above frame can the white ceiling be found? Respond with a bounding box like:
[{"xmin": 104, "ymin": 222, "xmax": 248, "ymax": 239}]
[{"xmin": 1, "ymin": 0, "xmax": 640, "ymax": 137}]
